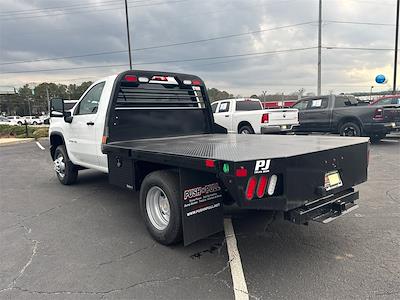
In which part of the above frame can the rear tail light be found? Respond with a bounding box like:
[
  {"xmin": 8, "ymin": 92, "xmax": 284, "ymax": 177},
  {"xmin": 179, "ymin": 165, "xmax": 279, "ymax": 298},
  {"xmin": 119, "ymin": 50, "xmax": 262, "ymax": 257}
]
[
  {"xmin": 245, "ymin": 176, "xmax": 257, "ymax": 200},
  {"xmin": 235, "ymin": 167, "xmax": 248, "ymax": 177},
  {"xmin": 261, "ymin": 113, "xmax": 269, "ymax": 123},
  {"xmin": 267, "ymin": 175, "xmax": 278, "ymax": 195},
  {"xmin": 256, "ymin": 176, "xmax": 268, "ymax": 198},
  {"xmin": 124, "ymin": 75, "xmax": 137, "ymax": 82},
  {"xmin": 373, "ymin": 108, "xmax": 384, "ymax": 120}
]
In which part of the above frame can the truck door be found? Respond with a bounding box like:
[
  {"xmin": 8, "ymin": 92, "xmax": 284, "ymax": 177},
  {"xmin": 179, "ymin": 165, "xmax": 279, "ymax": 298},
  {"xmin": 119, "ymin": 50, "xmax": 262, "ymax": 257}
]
[
  {"xmin": 292, "ymin": 99, "xmax": 310, "ymax": 131},
  {"xmin": 299, "ymin": 97, "xmax": 330, "ymax": 131},
  {"xmin": 67, "ymin": 82, "xmax": 105, "ymax": 166},
  {"xmin": 213, "ymin": 100, "xmax": 232, "ymax": 132}
]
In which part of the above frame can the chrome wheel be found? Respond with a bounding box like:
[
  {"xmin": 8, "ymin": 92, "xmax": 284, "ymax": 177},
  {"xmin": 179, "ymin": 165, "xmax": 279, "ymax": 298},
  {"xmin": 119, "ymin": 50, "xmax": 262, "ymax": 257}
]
[
  {"xmin": 342, "ymin": 126, "xmax": 356, "ymax": 136},
  {"xmin": 146, "ymin": 186, "xmax": 170, "ymax": 230},
  {"xmin": 240, "ymin": 129, "xmax": 250, "ymax": 134},
  {"xmin": 54, "ymin": 153, "xmax": 66, "ymax": 178}
]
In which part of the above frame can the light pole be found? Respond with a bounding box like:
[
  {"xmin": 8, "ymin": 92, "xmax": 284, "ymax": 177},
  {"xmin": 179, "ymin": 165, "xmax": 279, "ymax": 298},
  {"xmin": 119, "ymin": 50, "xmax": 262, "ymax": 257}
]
[
  {"xmin": 124, "ymin": 0, "xmax": 133, "ymax": 70},
  {"xmin": 317, "ymin": 0, "xmax": 322, "ymax": 96},
  {"xmin": 393, "ymin": 0, "xmax": 399, "ymax": 93},
  {"xmin": 370, "ymin": 86, "xmax": 374, "ymax": 101}
]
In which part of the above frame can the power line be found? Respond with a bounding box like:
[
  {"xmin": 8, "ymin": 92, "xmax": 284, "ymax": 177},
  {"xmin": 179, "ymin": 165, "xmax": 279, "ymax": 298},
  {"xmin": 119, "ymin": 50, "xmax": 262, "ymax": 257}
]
[
  {"xmin": 0, "ymin": 0, "xmax": 190, "ymax": 21},
  {"xmin": 0, "ymin": 21, "xmax": 315, "ymax": 66},
  {"xmin": 325, "ymin": 20, "xmax": 396, "ymax": 26},
  {"xmin": 0, "ymin": 47, "xmax": 317, "ymax": 75},
  {"xmin": 0, "ymin": 0, "xmax": 137, "ymax": 15},
  {"xmin": 323, "ymin": 46, "xmax": 395, "ymax": 51}
]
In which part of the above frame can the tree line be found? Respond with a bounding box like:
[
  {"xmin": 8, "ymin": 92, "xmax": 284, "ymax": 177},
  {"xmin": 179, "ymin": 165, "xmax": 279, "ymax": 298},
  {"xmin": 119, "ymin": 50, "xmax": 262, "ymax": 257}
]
[
  {"xmin": 0, "ymin": 81, "xmax": 93, "ymax": 116},
  {"xmin": 0, "ymin": 82, "xmax": 237, "ymax": 116}
]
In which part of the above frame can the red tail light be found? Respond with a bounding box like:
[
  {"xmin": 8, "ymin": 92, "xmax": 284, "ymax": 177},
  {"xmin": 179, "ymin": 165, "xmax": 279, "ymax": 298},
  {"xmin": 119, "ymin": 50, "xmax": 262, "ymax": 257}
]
[
  {"xmin": 192, "ymin": 79, "xmax": 201, "ymax": 85},
  {"xmin": 235, "ymin": 167, "xmax": 248, "ymax": 177},
  {"xmin": 124, "ymin": 75, "xmax": 137, "ymax": 82},
  {"xmin": 256, "ymin": 176, "xmax": 268, "ymax": 198},
  {"xmin": 373, "ymin": 108, "xmax": 384, "ymax": 120},
  {"xmin": 261, "ymin": 113, "xmax": 269, "ymax": 123},
  {"xmin": 246, "ymin": 176, "xmax": 257, "ymax": 200},
  {"xmin": 205, "ymin": 159, "xmax": 215, "ymax": 168}
]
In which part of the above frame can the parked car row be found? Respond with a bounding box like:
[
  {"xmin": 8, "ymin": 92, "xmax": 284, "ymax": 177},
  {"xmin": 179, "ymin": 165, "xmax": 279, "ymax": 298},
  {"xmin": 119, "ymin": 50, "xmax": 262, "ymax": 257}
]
[
  {"xmin": 210, "ymin": 94, "xmax": 399, "ymax": 143},
  {"xmin": 0, "ymin": 115, "xmax": 44, "ymax": 125}
]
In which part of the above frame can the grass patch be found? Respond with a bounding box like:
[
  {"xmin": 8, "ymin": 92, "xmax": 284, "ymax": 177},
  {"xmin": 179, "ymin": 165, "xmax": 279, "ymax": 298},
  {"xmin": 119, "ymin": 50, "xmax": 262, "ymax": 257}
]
[{"xmin": 0, "ymin": 125, "xmax": 48, "ymax": 139}]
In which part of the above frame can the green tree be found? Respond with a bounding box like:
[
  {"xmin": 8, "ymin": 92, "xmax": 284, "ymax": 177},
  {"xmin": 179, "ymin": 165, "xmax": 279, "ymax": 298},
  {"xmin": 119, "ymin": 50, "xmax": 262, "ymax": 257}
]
[{"xmin": 207, "ymin": 88, "xmax": 234, "ymax": 102}]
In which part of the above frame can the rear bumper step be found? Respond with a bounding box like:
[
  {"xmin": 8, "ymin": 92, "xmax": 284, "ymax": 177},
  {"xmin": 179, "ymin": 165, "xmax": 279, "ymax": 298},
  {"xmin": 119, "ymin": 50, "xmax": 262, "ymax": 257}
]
[{"xmin": 285, "ymin": 189, "xmax": 359, "ymax": 225}]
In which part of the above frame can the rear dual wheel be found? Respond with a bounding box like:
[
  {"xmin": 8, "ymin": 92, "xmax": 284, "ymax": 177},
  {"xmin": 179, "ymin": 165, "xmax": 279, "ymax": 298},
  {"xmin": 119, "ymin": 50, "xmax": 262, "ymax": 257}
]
[{"xmin": 140, "ymin": 170, "xmax": 182, "ymax": 245}]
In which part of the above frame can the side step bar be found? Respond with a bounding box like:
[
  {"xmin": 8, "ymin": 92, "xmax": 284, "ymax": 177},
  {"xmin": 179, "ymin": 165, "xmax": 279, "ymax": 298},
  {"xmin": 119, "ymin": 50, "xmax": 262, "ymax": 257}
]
[{"xmin": 285, "ymin": 189, "xmax": 359, "ymax": 225}]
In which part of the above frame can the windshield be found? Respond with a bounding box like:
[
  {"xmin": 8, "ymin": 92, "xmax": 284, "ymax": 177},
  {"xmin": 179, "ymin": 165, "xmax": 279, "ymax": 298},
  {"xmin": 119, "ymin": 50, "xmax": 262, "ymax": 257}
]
[{"xmin": 236, "ymin": 101, "xmax": 262, "ymax": 111}]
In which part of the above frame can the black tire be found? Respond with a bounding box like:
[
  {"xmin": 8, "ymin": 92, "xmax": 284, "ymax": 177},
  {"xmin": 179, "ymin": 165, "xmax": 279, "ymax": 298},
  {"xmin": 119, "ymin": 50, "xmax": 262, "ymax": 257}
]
[
  {"xmin": 54, "ymin": 145, "xmax": 78, "ymax": 185},
  {"xmin": 238, "ymin": 125, "xmax": 254, "ymax": 134},
  {"xmin": 32, "ymin": 121, "xmax": 37, "ymax": 125},
  {"xmin": 369, "ymin": 134, "xmax": 385, "ymax": 143},
  {"xmin": 339, "ymin": 122, "xmax": 361, "ymax": 137},
  {"xmin": 17, "ymin": 121, "xmax": 22, "ymax": 126},
  {"xmin": 140, "ymin": 170, "xmax": 183, "ymax": 245}
]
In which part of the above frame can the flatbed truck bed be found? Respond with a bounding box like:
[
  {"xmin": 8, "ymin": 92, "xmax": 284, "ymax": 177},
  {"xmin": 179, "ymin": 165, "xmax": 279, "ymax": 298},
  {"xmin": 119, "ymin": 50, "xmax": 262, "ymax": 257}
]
[{"xmin": 103, "ymin": 134, "xmax": 367, "ymax": 162}]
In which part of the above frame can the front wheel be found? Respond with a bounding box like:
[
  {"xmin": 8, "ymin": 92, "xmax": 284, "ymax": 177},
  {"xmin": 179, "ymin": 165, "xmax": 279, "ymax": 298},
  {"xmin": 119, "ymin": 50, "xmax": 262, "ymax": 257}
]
[
  {"xmin": 238, "ymin": 125, "xmax": 254, "ymax": 134},
  {"xmin": 339, "ymin": 122, "xmax": 361, "ymax": 137},
  {"xmin": 53, "ymin": 145, "xmax": 78, "ymax": 185},
  {"xmin": 32, "ymin": 121, "xmax": 37, "ymax": 125},
  {"xmin": 140, "ymin": 170, "xmax": 182, "ymax": 245}
]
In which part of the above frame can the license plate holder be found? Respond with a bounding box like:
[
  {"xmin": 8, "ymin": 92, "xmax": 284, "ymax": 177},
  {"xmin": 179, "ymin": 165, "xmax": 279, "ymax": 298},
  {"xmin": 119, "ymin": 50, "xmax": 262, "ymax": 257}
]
[{"xmin": 325, "ymin": 170, "xmax": 343, "ymax": 191}]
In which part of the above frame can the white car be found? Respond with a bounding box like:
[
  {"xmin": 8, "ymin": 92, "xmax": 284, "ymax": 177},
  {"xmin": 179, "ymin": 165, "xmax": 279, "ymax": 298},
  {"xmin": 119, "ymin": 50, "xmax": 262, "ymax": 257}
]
[
  {"xmin": 7, "ymin": 116, "xmax": 24, "ymax": 125},
  {"xmin": 211, "ymin": 98, "xmax": 299, "ymax": 134},
  {"xmin": 23, "ymin": 116, "xmax": 43, "ymax": 125},
  {"xmin": 0, "ymin": 116, "xmax": 12, "ymax": 125}
]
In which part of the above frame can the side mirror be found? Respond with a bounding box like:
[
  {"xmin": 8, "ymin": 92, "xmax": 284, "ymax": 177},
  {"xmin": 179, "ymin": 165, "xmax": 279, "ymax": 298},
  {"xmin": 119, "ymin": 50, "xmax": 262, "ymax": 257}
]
[
  {"xmin": 64, "ymin": 111, "xmax": 73, "ymax": 123},
  {"xmin": 50, "ymin": 98, "xmax": 65, "ymax": 117}
]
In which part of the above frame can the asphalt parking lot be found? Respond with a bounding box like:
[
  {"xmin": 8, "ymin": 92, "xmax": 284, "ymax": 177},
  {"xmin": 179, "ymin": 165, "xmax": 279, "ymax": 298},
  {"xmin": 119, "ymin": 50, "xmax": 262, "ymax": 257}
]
[{"xmin": 0, "ymin": 135, "xmax": 399, "ymax": 299}]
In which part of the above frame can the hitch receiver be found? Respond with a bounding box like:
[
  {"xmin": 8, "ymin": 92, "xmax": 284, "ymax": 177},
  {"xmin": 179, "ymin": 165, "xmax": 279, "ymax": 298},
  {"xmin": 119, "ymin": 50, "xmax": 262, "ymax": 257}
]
[{"xmin": 285, "ymin": 189, "xmax": 359, "ymax": 225}]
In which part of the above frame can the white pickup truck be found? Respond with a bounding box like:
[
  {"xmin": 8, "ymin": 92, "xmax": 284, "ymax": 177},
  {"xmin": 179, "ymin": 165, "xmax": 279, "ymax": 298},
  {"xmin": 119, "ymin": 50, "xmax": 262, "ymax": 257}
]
[
  {"xmin": 211, "ymin": 98, "xmax": 298, "ymax": 134},
  {"xmin": 48, "ymin": 70, "xmax": 368, "ymax": 246}
]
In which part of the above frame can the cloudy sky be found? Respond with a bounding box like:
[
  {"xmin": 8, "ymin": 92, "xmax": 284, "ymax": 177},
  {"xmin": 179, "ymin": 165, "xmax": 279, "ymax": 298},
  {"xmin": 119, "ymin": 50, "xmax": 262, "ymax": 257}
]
[{"xmin": 0, "ymin": 0, "xmax": 398, "ymax": 95}]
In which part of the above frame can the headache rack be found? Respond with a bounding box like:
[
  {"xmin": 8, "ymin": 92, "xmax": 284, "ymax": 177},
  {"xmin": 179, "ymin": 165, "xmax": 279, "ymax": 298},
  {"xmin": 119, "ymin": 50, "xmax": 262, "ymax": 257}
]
[{"xmin": 116, "ymin": 81, "xmax": 206, "ymax": 108}]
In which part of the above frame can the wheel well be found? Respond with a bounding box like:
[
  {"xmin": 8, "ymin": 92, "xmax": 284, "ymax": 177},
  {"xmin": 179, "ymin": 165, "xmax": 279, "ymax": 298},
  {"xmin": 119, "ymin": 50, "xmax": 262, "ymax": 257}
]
[
  {"xmin": 237, "ymin": 121, "xmax": 253, "ymax": 132},
  {"xmin": 135, "ymin": 161, "xmax": 177, "ymax": 191},
  {"xmin": 337, "ymin": 117, "xmax": 363, "ymax": 133},
  {"xmin": 50, "ymin": 134, "xmax": 64, "ymax": 159}
]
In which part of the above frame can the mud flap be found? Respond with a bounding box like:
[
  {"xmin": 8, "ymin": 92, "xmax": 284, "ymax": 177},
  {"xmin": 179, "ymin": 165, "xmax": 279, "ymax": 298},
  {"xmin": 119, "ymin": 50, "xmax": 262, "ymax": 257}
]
[{"xmin": 180, "ymin": 169, "xmax": 224, "ymax": 246}]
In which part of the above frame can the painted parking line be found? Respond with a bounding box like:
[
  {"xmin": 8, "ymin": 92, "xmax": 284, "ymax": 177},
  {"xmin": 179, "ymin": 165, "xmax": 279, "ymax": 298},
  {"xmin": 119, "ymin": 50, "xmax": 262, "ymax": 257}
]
[
  {"xmin": 35, "ymin": 141, "xmax": 45, "ymax": 150},
  {"xmin": 224, "ymin": 218, "xmax": 249, "ymax": 300}
]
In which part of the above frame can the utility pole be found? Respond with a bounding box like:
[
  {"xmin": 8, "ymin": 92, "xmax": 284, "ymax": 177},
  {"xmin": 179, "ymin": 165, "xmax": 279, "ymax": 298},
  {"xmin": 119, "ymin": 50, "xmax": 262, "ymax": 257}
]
[
  {"xmin": 317, "ymin": 0, "xmax": 322, "ymax": 96},
  {"xmin": 46, "ymin": 86, "xmax": 50, "ymax": 114},
  {"xmin": 124, "ymin": 0, "xmax": 133, "ymax": 70},
  {"xmin": 393, "ymin": 0, "xmax": 399, "ymax": 93}
]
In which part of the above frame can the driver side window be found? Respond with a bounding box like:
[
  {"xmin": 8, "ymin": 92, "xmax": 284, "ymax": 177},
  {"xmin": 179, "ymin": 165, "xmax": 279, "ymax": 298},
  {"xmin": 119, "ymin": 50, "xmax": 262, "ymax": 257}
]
[
  {"xmin": 76, "ymin": 82, "xmax": 105, "ymax": 115},
  {"xmin": 293, "ymin": 100, "xmax": 308, "ymax": 110}
]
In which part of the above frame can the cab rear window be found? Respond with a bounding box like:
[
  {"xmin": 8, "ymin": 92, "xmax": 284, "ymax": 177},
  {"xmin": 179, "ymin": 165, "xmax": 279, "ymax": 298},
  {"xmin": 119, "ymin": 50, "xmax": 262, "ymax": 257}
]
[{"xmin": 236, "ymin": 101, "xmax": 261, "ymax": 111}]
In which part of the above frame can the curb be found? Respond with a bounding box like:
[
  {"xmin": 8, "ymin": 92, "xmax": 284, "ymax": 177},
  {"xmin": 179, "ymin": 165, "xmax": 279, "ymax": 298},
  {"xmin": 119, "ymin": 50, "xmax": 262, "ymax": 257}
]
[{"xmin": 0, "ymin": 138, "xmax": 35, "ymax": 146}]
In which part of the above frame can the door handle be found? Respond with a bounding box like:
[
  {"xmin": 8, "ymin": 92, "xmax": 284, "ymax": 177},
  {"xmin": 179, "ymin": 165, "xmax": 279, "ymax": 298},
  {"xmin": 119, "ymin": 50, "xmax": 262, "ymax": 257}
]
[
  {"xmin": 86, "ymin": 121, "xmax": 94, "ymax": 126},
  {"xmin": 224, "ymin": 115, "xmax": 229, "ymax": 117}
]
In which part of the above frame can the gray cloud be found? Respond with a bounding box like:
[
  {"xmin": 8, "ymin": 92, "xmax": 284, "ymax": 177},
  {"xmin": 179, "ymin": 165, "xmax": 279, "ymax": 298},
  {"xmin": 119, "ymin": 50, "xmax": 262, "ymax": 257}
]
[{"xmin": 0, "ymin": 0, "xmax": 397, "ymax": 95}]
